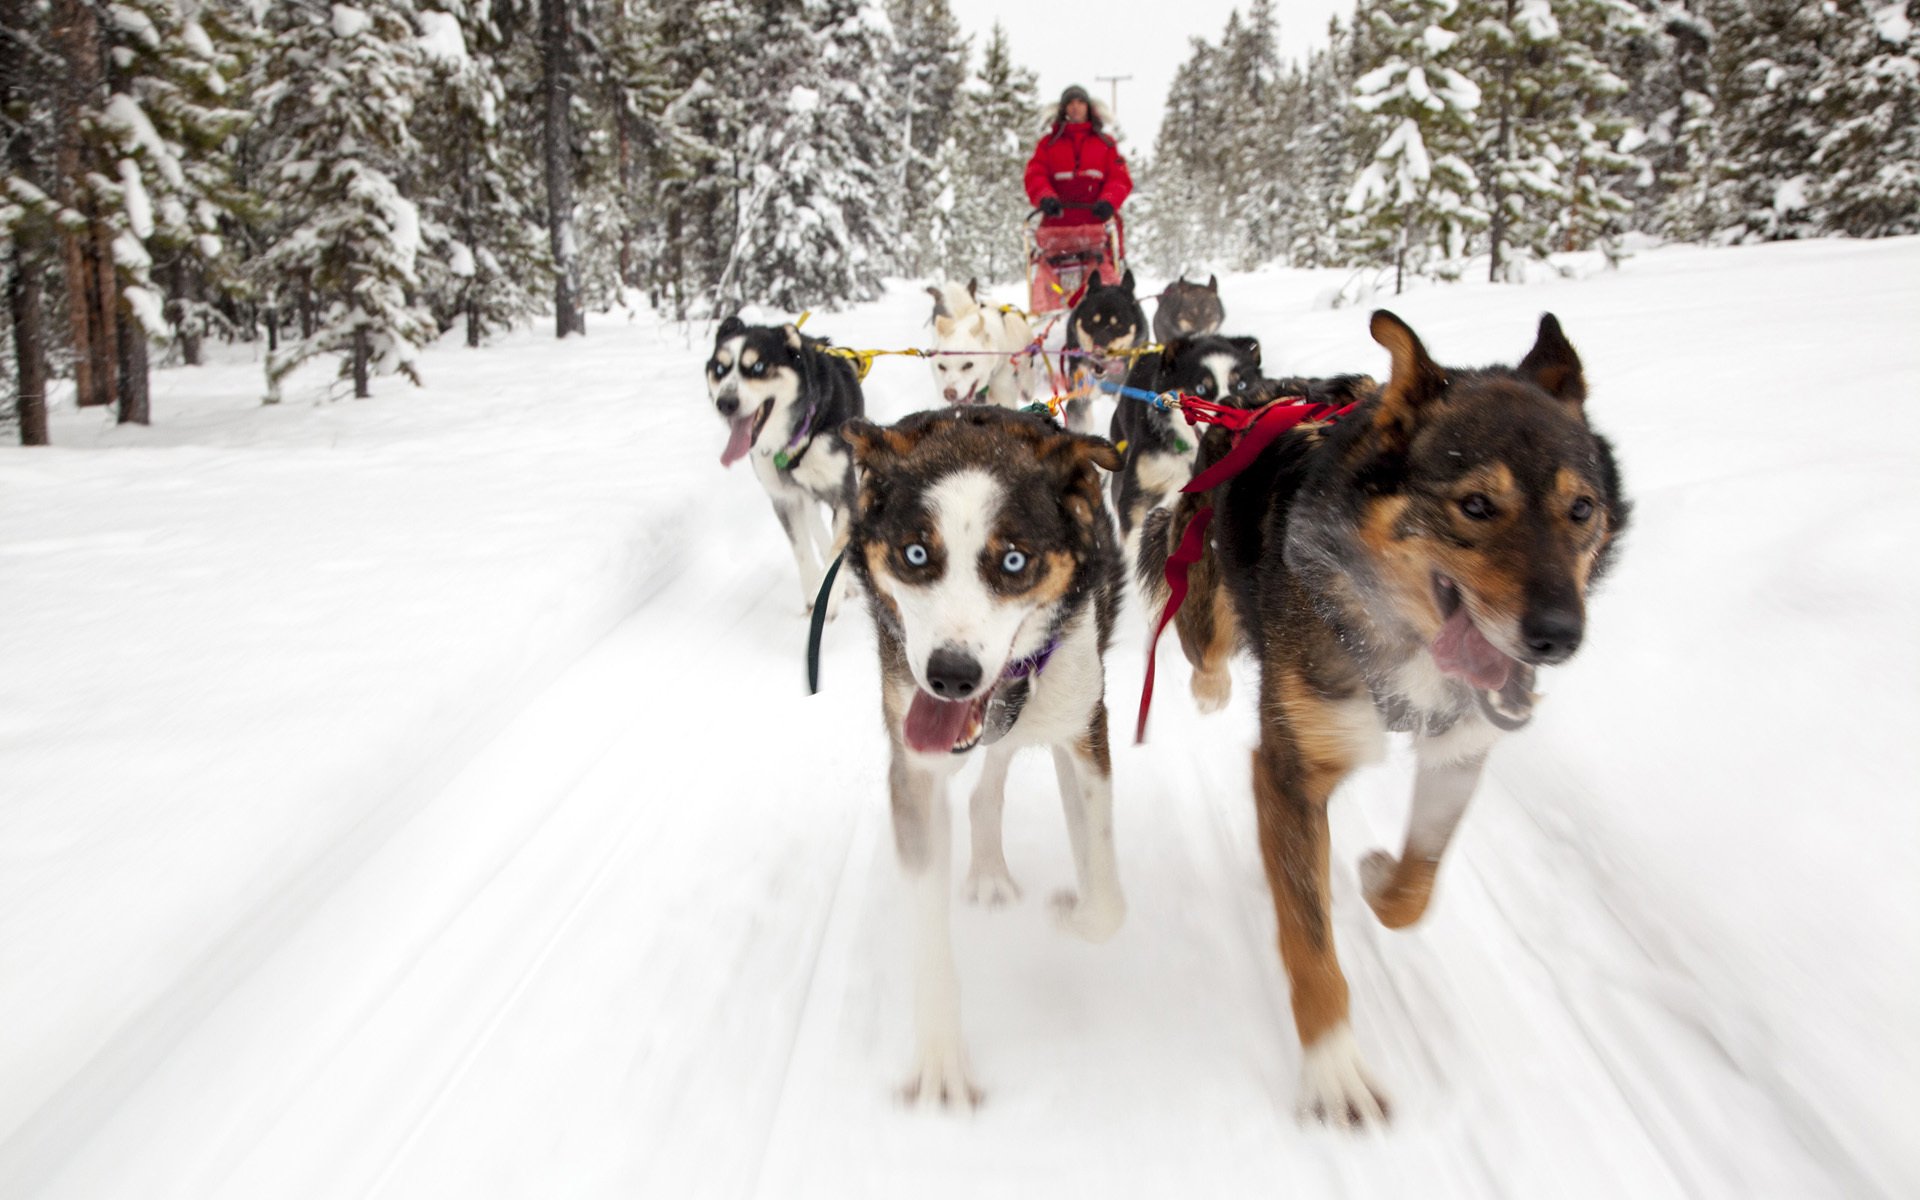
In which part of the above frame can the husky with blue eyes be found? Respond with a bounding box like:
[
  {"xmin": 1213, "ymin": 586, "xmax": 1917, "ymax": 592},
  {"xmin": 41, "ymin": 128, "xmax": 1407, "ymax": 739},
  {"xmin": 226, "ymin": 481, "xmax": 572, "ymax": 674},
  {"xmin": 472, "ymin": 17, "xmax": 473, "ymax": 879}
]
[
  {"xmin": 839, "ymin": 405, "xmax": 1126, "ymax": 1107},
  {"xmin": 706, "ymin": 316, "xmax": 864, "ymax": 617}
]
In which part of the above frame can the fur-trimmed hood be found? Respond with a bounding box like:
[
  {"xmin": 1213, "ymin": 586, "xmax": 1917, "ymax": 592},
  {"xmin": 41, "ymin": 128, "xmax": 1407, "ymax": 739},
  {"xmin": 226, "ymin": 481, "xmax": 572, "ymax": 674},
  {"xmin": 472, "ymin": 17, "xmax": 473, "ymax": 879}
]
[{"xmin": 1044, "ymin": 95, "xmax": 1114, "ymax": 137}]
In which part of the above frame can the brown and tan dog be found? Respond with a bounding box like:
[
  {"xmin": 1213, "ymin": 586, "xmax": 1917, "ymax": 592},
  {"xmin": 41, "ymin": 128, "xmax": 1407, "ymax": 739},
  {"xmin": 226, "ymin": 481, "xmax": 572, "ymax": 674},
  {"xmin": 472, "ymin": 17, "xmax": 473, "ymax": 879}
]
[{"xmin": 1143, "ymin": 310, "xmax": 1630, "ymax": 1125}]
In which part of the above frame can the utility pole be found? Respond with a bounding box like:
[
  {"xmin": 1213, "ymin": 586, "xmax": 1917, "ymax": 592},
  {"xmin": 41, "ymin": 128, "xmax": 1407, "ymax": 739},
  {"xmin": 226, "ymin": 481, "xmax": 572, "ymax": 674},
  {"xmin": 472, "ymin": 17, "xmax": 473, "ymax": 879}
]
[{"xmin": 1094, "ymin": 74, "xmax": 1132, "ymax": 118}]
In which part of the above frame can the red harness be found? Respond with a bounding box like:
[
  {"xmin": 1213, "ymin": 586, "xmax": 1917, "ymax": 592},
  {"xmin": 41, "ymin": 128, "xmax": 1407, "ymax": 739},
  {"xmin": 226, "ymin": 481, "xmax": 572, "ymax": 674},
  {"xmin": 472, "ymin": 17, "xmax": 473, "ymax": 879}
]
[{"xmin": 1133, "ymin": 394, "xmax": 1358, "ymax": 744}]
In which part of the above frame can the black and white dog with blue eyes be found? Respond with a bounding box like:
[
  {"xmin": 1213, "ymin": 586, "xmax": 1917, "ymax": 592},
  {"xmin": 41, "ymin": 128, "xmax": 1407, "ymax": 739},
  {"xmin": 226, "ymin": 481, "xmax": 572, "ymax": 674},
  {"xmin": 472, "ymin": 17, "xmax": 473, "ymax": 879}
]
[
  {"xmin": 839, "ymin": 405, "xmax": 1128, "ymax": 1107},
  {"xmin": 707, "ymin": 317, "xmax": 864, "ymax": 617}
]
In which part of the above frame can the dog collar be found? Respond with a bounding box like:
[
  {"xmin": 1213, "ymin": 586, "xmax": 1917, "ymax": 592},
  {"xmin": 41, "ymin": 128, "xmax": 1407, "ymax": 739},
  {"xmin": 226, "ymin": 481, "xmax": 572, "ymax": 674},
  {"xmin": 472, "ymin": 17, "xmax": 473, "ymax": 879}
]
[
  {"xmin": 773, "ymin": 398, "xmax": 818, "ymax": 470},
  {"xmin": 1002, "ymin": 636, "xmax": 1062, "ymax": 680}
]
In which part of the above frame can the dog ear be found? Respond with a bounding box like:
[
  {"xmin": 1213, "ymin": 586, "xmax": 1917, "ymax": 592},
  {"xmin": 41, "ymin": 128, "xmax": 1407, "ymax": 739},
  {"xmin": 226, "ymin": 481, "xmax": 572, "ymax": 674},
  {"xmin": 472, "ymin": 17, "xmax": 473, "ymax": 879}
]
[
  {"xmin": 934, "ymin": 314, "xmax": 955, "ymax": 337},
  {"xmin": 1040, "ymin": 432, "xmax": 1122, "ymax": 527},
  {"xmin": 1229, "ymin": 336, "xmax": 1261, "ymax": 369},
  {"xmin": 1517, "ymin": 313, "xmax": 1587, "ymax": 406},
  {"xmin": 840, "ymin": 417, "xmax": 886, "ymax": 468},
  {"xmin": 1370, "ymin": 310, "xmax": 1448, "ymax": 434},
  {"xmin": 716, "ymin": 315, "xmax": 745, "ymax": 341},
  {"xmin": 1120, "ymin": 269, "xmax": 1136, "ymax": 294},
  {"xmin": 1207, "ymin": 274, "xmax": 1218, "ymax": 293},
  {"xmin": 782, "ymin": 323, "xmax": 804, "ymax": 353}
]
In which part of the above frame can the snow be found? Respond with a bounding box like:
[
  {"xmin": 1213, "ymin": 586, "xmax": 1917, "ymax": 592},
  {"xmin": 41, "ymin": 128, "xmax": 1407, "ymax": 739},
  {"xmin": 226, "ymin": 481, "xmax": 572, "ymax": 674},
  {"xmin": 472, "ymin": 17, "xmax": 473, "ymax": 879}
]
[
  {"xmin": 1875, "ymin": 2, "xmax": 1912, "ymax": 44},
  {"xmin": 331, "ymin": 4, "xmax": 369, "ymax": 39},
  {"xmin": 1774, "ymin": 174, "xmax": 1809, "ymax": 214},
  {"xmin": 447, "ymin": 241, "xmax": 476, "ymax": 279},
  {"xmin": 416, "ymin": 10, "xmax": 469, "ymax": 68},
  {"xmin": 2, "ymin": 239, "xmax": 1918, "ymax": 1197},
  {"xmin": 118, "ymin": 159, "xmax": 154, "ymax": 239}
]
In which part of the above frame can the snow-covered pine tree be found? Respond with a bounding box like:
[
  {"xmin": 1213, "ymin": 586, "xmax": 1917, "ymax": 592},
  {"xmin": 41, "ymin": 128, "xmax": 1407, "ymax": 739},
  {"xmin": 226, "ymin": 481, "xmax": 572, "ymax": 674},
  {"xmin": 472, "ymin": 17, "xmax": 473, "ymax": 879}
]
[
  {"xmin": 2, "ymin": 0, "xmax": 55, "ymax": 443},
  {"xmin": 717, "ymin": 0, "xmax": 896, "ymax": 313},
  {"xmin": 1221, "ymin": 0, "xmax": 1290, "ymax": 267},
  {"xmin": 1808, "ymin": 1, "xmax": 1920, "ymax": 236},
  {"xmin": 255, "ymin": 0, "xmax": 435, "ymax": 400},
  {"xmin": 1463, "ymin": 0, "xmax": 1646, "ymax": 279},
  {"xmin": 1708, "ymin": 0, "xmax": 1836, "ymax": 240},
  {"xmin": 886, "ymin": 0, "xmax": 967, "ymax": 276},
  {"xmin": 1285, "ymin": 18, "xmax": 1372, "ymax": 267},
  {"xmin": 414, "ymin": 3, "xmax": 549, "ymax": 345},
  {"xmin": 1344, "ymin": 0, "xmax": 1487, "ymax": 291},
  {"xmin": 942, "ymin": 22, "xmax": 1039, "ymax": 283},
  {"xmin": 109, "ymin": 0, "xmax": 251, "ymax": 369},
  {"xmin": 1140, "ymin": 37, "xmax": 1227, "ymax": 276}
]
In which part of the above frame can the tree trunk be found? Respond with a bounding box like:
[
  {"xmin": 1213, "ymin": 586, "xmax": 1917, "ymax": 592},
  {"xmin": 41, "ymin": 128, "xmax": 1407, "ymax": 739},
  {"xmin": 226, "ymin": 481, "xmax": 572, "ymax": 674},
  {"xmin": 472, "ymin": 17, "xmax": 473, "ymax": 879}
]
[
  {"xmin": 171, "ymin": 259, "xmax": 203, "ymax": 365},
  {"xmin": 9, "ymin": 248, "xmax": 49, "ymax": 446},
  {"xmin": 466, "ymin": 286, "xmax": 480, "ymax": 348},
  {"xmin": 266, "ymin": 306, "xmax": 278, "ymax": 353},
  {"xmin": 50, "ymin": 0, "xmax": 118, "ymax": 408},
  {"xmin": 352, "ymin": 324, "xmax": 370, "ymax": 398},
  {"xmin": 117, "ymin": 302, "xmax": 149, "ymax": 424},
  {"xmin": 541, "ymin": 0, "xmax": 584, "ymax": 338},
  {"xmin": 1489, "ymin": 0, "xmax": 1515, "ymax": 283}
]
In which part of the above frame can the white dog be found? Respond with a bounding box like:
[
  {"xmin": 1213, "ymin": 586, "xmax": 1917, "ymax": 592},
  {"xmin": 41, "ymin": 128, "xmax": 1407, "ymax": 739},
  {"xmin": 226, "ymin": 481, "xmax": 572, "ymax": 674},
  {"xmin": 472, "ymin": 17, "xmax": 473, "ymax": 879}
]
[{"xmin": 926, "ymin": 280, "xmax": 1041, "ymax": 411}]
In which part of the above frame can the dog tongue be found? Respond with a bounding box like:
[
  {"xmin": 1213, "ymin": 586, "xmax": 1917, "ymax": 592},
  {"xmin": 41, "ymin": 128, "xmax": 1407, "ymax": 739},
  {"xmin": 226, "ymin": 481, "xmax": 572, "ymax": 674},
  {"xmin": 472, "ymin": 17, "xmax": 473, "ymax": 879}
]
[
  {"xmin": 904, "ymin": 690, "xmax": 974, "ymax": 754},
  {"xmin": 1431, "ymin": 605, "xmax": 1513, "ymax": 691},
  {"xmin": 719, "ymin": 415, "xmax": 756, "ymax": 467}
]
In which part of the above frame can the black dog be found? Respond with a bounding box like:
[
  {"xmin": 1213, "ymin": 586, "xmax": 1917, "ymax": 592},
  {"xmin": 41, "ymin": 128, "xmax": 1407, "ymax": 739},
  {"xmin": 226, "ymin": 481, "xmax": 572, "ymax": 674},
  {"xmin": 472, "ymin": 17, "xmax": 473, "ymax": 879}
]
[{"xmin": 1063, "ymin": 270, "xmax": 1149, "ymax": 434}]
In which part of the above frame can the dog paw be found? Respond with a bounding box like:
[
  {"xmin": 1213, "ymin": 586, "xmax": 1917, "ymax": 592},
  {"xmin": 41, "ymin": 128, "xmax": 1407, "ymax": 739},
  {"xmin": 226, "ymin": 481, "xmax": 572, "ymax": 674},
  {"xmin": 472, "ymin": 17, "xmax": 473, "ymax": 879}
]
[
  {"xmin": 1360, "ymin": 849, "xmax": 1435, "ymax": 930},
  {"xmin": 1296, "ymin": 1024, "xmax": 1390, "ymax": 1129},
  {"xmin": 963, "ymin": 863, "xmax": 1022, "ymax": 907},
  {"xmin": 1050, "ymin": 888, "xmax": 1126, "ymax": 943},
  {"xmin": 900, "ymin": 1037, "xmax": 981, "ymax": 1109},
  {"xmin": 1191, "ymin": 665, "xmax": 1232, "ymax": 713}
]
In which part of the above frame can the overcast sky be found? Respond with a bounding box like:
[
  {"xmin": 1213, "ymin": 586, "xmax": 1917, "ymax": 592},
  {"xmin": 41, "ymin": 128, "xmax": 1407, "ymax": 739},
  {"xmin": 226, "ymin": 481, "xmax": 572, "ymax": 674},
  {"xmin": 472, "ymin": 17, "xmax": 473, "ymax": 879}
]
[{"xmin": 951, "ymin": 1, "xmax": 1357, "ymax": 149}]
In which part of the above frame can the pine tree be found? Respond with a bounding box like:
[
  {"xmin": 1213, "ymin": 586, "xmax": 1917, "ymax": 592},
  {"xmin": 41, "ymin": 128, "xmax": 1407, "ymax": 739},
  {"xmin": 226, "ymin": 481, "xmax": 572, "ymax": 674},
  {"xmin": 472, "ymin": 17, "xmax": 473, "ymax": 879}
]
[
  {"xmin": 111, "ymin": 0, "xmax": 251, "ymax": 369},
  {"xmin": 1140, "ymin": 37, "xmax": 1226, "ymax": 275},
  {"xmin": 886, "ymin": 0, "xmax": 967, "ymax": 276},
  {"xmin": 1711, "ymin": 0, "xmax": 1836, "ymax": 240},
  {"xmin": 943, "ymin": 23, "xmax": 1039, "ymax": 283},
  {"xmin": 1465, "ymin": 0, "xmax": 1646, "ymax": 279},
  {"xmin": 1344, "ymin": 0, "xmax": 1488, "ymax": 290},
  {"xmin": 1808, "ymin": 1, "xmax": 1920, "ymax": 236},
  {"xmin": 256, "ymin": 0, "xmax": 435, "ymax": 400},
  {"xmin": 715, "ymin": 0, "xmax": 897, "ymax": 312},
  {"xmin": 1285, "ymin": 20, "xmax": 1372, "ymax": 267},
  {"xmin": 2, "ymin": 0, "xmax": 55, "ymax": 443},
  {"xmin": 414, "ymin": 3, "xmax": 549, "ymax": 345}
]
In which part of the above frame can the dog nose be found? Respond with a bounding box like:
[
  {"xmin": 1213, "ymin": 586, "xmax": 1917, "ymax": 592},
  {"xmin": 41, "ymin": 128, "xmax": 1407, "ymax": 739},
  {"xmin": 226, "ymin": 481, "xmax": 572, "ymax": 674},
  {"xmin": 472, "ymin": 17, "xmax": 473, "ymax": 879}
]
[
  {"xmin": 1520, "ymin": 607, "xmax": 1583, "ymax": 664},
  {"xmin": 716, "ymin": 393, "xmax": 738, "ymax": 417},
  {"xmin": 925, "ymin": 647, "xmax": 984, "ymax": 699},
  {"xmin": 942, "ymin": 387, "xmax": 959, "ymax": 402}
]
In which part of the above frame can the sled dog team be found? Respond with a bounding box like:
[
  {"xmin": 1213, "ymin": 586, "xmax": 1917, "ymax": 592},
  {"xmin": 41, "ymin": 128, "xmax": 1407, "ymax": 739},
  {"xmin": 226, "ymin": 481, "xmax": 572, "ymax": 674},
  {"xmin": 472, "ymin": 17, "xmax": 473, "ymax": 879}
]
[{"xmin": 703, "ymin": 282, "xmax": 1629, "ymax": 1127}]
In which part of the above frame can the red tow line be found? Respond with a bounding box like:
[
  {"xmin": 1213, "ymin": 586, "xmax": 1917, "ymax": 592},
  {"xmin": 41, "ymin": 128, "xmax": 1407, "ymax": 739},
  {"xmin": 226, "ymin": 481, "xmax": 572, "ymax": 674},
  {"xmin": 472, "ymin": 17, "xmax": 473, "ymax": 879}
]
[{"xmin": 1133, "ymin": 394, "xmax": 1357, "ymax": 744}]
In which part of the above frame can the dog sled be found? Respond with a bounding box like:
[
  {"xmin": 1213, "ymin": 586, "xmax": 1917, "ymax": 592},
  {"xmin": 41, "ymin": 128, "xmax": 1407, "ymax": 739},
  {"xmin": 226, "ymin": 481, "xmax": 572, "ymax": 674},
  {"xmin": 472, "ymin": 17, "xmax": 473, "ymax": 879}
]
[{"xmin": 1025, "ymin": 202, "xmax": 1126, "ymax": 315}]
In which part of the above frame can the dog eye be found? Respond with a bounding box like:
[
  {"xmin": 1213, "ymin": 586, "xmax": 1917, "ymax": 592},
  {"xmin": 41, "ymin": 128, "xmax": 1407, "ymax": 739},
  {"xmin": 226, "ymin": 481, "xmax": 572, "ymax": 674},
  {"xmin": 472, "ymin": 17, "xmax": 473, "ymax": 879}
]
[
  {"xmin": 1569, "ymin": 496, "xmax": 1595, "ymax": 523},
  {"xmin": 1195, "ymin": 380, "xmax": 1212, "ymax": 396},
  {"xmin": 904, "ymin": 543, "xmax": 930, "ymax": 567},
  {"xmin": 1459, "ymin": 494, "xmax": 1495, "ymax": 520},
  {"xmin": 1001, "ymin": 549, "xmax": 1028, "ymax": 574},
  {"xmin": 960, "ymin": 363, "xmax": 973, "ymax": 372}
]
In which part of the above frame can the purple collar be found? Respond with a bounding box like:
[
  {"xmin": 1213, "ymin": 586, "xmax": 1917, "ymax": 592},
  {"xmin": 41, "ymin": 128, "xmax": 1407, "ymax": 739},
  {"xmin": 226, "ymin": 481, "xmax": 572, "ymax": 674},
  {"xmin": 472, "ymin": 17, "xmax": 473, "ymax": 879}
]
[{"xmin": 1002, "ymin": 636, "xmax": 1062, "ymax": 681}]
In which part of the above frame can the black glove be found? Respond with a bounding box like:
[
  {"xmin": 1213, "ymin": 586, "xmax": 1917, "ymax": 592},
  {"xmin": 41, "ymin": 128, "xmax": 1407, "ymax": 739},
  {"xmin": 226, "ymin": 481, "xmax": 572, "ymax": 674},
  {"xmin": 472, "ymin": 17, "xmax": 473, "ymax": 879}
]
[
  {"xmin": 1040, "ymin": 196, "xmax": 1063, "ymax": 217},
  {"xmin": 1091, "ymin": 200, "xmax": 1114, "ymax": 221}
]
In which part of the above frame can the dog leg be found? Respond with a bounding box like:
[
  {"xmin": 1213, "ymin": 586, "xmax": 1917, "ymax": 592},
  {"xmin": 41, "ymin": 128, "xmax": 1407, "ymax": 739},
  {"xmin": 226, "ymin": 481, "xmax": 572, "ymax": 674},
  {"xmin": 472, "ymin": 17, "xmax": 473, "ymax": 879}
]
[
  {"xmin": 889, "ymin": 748, "xmax": 979, "ymax": 1107},
  {"xmin": 1175, "ymin": 543, "xmax": 1236, "ymax": 714},
  {"xmin": 801, "ymin": 498, "xmax": 847, "ymax": 621},
  {"xmin": 1361, "ymin": 750, "xmax": 1486, "ymax": 930},
  {"xmin": 1049, "ymin": 703, "xmax": 1126, "ymax": 942},
  {"xmin": 964, "ymin": 742, "xmax": 1022, "ymax": 906},
  {"xmin": 1252, "ymin": 690, "xmax": 1389, "ymax": 1127},
  {"xmin": 774, "ymin": 499, "xmax": 823, "ymax": 614}
]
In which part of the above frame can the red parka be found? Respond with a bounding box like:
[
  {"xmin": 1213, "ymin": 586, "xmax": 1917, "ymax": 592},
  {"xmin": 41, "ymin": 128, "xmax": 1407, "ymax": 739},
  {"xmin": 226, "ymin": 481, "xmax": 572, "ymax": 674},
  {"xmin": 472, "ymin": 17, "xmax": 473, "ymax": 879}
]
[{"xmin": 1024, "ymin": 121, "xmax": 1132, "ymax": 226}]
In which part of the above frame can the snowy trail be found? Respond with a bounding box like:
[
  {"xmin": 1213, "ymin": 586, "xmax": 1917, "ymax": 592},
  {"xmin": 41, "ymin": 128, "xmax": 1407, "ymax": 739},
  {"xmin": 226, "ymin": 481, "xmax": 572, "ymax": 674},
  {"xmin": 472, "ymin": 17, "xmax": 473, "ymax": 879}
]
[{"xmin": 6, "ymin": 241, "xmax": 1916, "ymax": 1197}]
